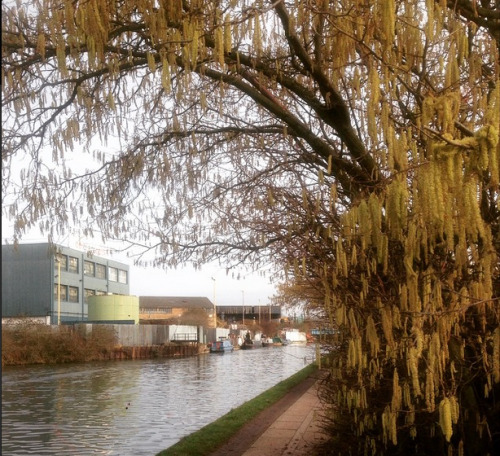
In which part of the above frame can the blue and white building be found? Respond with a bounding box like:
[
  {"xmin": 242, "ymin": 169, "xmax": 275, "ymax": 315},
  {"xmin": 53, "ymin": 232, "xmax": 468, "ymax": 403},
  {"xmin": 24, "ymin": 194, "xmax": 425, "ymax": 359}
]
[{"xmin": 2, "ymin": 243, "xmax": 130, "ymax": 324}]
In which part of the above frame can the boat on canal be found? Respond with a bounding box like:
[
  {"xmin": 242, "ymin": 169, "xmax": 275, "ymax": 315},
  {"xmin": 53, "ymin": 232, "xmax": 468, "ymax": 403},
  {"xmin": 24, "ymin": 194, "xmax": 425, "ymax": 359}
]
[
  {"xmin": 261, "ymin": 337, "xmax": 273, "ymax": 347},
  {"xmin": 240, "ymin": 340, "xmax": 254, "ymax": 349},
  {"xmin": 285, "ymin": 330, "xmax": 307, "ymax": 345},
  {"xmin": 210, "ymin": 337, "xmax": 234, "ymax": 353},
  {"xmin": 240, "ymin": 331, "xmax": 254, "ymax": 349},
  {"xmin": 272, "ymin": 336, "xmax": 286, "ymax": 346}
]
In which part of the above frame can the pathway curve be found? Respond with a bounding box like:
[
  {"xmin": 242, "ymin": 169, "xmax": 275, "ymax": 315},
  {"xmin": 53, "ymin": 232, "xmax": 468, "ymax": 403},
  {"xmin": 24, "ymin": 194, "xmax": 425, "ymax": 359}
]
[{"xmin": 209, "ymin": 370, "xmax": 329, "ymax": 456}]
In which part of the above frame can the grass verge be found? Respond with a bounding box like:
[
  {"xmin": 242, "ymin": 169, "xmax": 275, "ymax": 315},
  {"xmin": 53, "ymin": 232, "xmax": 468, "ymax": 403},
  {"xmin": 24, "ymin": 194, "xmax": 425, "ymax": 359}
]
[{"xmin": 156, "ymin": 362, "xmax": 318, "ymax": 456}]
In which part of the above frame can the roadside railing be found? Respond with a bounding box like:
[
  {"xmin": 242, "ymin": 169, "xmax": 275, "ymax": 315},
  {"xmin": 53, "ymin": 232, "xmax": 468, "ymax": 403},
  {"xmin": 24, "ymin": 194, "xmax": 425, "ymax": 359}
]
[{"xmin": 171, "ymin": 333, "xmax": 198, "ymax": 342}]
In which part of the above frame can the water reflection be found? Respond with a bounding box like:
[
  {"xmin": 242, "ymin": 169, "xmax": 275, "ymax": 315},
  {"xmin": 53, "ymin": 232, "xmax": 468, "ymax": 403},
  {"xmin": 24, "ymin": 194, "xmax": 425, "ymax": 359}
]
[{"xmin": 2, "ymin": 345, "xmax": 314, "ymax": 455}]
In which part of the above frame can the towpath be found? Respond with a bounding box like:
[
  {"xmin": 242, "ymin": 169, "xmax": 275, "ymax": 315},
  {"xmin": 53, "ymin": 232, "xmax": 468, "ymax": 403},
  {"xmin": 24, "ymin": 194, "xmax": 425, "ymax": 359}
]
[{"xmin": 209, "ymin": 370, "xmax": 329, "ymax": 456}]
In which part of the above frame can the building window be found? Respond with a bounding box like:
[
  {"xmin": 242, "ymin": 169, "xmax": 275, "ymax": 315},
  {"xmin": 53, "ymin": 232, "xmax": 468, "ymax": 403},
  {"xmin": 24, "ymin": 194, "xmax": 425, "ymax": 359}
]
[
  {"xmin": 96, "ymin": 290, "xmax": 106, "ymax": 296},
  {"xmin": 84, "ymin": 261, "xmax": 95, "ymax": 276},
  {"xmin": 68, "ymin": 286, "xmax": 79, "ymax": 303},
  {"xmin": 68, "ymin": 256, "xmax": 79, "ymax": 273},
  {"xmin": 118, "ymin": 269, "xmax": 128, "ymax": 284},
  {"xmin": 108, "ymin": 267, "xmax": 118, "ymax": 282},
  {"xmin": 54, "ymin": 284, "xmax": 68, "ymax": 301},
  {"xmin": 84, "ymin": 288, "xmax": 95, "ymax": 302},
  {"xmin": 145, "ymin": 307, "xmax": 172, "ymax": 314},
  {"xmin": 95, "ymin": 264, "xmax": 106, "ymax": 279},
  {"xmin": 55, "ymin": 254, "xmax": 67, "ymax": 270}
]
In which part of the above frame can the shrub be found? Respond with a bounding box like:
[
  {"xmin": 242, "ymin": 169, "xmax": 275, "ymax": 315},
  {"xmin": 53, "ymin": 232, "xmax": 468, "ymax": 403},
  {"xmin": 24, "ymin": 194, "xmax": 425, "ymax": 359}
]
[{"xmin": 1, "ymin": 323, "xmax": 117, "ymax": 366}]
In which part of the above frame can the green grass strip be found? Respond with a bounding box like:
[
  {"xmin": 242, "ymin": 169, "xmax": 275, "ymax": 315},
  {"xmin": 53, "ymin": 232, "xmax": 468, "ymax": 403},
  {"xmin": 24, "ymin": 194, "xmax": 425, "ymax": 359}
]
[{"xmin": 157, "ymin": 363, "xmax": 318, "ymax": 456}]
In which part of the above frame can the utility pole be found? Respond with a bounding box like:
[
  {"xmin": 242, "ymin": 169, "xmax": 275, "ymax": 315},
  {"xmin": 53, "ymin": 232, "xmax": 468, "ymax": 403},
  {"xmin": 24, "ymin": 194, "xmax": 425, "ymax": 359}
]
[
  {"xmin": 241, "ymin": 290, "xmax": 245, "ymax": 325},
  {"xmin": 56, "ymin": 256, "xmax": 61, "ymax": 325},
  {"xmin": 211, "ymin": 277, "xmax": 216, "ymax": 328}
]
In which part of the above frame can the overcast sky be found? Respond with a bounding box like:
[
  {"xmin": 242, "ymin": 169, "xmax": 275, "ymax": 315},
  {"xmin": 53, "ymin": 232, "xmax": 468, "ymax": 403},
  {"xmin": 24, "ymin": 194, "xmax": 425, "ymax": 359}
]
[
  {"xmin": 129, "ymin": 261, "xmax": 276, "ymax": 307},
  {"xmin": 2, "ymin": 141, "xmax": 278, "ymax": 307}
]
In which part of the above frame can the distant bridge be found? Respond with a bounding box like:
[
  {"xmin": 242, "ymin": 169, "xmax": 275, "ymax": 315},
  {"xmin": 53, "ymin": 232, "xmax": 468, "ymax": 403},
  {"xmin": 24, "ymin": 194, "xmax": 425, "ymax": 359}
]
[{"xmin": 217, "ymin": 305, "xmax": 282, "ymax": 324}]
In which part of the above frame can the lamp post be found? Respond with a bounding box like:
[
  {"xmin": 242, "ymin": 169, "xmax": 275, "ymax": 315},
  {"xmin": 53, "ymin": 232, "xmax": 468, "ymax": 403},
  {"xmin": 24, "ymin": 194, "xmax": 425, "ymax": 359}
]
[
  {"xmin": 56, "ymin": 257, "xmax": 61, "ymax": 326},
  {"xmin": 241, "ymin": 290, "xmax": 245, "ymax": 325},
  {"xmin": 211, "ymin": 277, "xmax": 217, "ymax": 328}
]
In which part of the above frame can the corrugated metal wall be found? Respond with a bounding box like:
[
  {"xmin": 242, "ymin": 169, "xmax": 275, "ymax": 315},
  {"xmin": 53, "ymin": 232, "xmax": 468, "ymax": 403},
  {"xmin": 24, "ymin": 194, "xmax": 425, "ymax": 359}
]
[{"xmin": 75, "ymin": 323, "xmax": 201, "ymax": 346}]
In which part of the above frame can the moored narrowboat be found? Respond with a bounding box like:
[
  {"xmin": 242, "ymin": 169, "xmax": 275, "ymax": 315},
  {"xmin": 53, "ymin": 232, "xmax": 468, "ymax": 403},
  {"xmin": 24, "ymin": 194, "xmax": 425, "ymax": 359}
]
[{"xmin": 210, "ymin": 337, "xmax": 234, "ymax": 353}]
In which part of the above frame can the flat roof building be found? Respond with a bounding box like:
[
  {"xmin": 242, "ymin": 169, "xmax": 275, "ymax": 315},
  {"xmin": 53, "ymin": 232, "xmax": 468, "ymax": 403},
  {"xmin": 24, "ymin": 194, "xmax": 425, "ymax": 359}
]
[
  {"xmin": 2, "ymin": 243, "xmax": 130, "ymax": 324},
  {"xmin": 139, "ymin": 296, "xmax": 215, "ymax": 326},
  {"xmin": 139, "ymin": 297, "xmax": 281, "ymax": 326}
]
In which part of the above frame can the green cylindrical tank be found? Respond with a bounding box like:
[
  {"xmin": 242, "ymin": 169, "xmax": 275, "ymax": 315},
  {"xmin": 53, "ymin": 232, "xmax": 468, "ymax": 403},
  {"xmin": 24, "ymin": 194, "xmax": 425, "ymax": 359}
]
[{"xmin": 88, "ymin": 295, "xmax": 139, "ymax": 324}]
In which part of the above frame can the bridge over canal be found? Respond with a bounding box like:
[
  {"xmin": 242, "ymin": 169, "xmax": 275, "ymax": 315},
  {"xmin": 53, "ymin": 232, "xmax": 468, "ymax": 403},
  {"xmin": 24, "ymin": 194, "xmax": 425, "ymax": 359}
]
[{"xmin": 217, "ymin": 305, "xmax": 282, "ymax": 325}]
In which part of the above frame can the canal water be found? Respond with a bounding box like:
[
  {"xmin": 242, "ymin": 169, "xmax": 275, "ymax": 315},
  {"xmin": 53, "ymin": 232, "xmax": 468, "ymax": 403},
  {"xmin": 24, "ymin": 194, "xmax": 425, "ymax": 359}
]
[{"xmin": 2, "ymin": 345, "xmax": 315, "ymax": 455}]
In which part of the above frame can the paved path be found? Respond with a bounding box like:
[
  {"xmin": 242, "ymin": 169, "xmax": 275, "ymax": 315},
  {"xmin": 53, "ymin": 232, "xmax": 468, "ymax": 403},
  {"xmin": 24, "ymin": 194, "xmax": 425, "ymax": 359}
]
[{"xmin": 240, "ymin": 376, "xmax": 328, "ymax": 456}]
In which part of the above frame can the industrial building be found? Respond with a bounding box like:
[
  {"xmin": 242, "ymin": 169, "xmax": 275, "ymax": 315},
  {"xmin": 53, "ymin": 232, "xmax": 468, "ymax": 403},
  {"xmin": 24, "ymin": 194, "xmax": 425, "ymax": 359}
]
[
  {"xmin": 2, "ymin": 243, "xmax": 281, "ymax": 327},
  {"xmin": 139, "ymin": 296, "xmax": 281, "ymax": 326},
  {"xmin": 139, "ymin": 296, "xmax": 216, "ymax": 326},
  {"xmin": 2, "ymin": 243, "xmax": 130, "ymax": 324}
]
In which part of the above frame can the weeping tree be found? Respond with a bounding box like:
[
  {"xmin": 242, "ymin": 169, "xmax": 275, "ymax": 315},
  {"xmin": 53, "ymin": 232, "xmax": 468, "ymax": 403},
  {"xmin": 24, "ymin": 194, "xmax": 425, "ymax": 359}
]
[{"xmin": 2, "ymin": 1, "xmax": 499, "ymax": 454}]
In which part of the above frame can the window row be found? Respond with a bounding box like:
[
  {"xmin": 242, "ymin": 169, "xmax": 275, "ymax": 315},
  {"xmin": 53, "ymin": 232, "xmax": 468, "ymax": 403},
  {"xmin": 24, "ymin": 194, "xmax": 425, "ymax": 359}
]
[
  {"xmin": 55, "ymin": 255, "xmax": 128, "ymax": 284},
  {"xmin": 84, "ymin": 288, "xmax": 107, "ymax": 302},
  {"xmin": 83, "ymin": 261, "xmax": 107, "ymax": 278},
  {"xmin": 53, "ymin": 284, "xmax": 79, "ymax": 303},
  {"xmin": 55, "ymin": 254, "xmax": 79, "ymax": 273},
  {"xmin": 142, "ymin": 308, "xmax": 173, "ymax": 314},
  {"xmin": 53, "ymin": 286, "xmax": 114, "ymax": 303},
  {"xmin": 83, "ymin": 261, "xmax": 128, "ymax": 283}
]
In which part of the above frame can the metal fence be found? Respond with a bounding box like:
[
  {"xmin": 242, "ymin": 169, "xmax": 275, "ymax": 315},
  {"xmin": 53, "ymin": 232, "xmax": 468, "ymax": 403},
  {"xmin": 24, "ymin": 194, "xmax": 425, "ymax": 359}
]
[{"xmin": 74, "ymin": 323, "xmax": 201, "ymax": 346}]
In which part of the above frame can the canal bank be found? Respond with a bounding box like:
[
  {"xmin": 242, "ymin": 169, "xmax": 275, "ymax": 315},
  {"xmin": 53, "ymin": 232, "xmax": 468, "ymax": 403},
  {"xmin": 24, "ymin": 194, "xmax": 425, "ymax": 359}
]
[
  {"xmin": 158, "ymin": 365, "xmax": 328, "ymax": 456},
  {"xmin": 111, "ymin": 343, "xmax": 201, "ymax": 360},
  {"xmin": 1, "ymin": 322, "xmax": 203, "ymax": 366}
]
